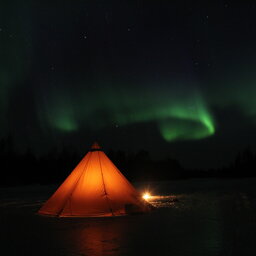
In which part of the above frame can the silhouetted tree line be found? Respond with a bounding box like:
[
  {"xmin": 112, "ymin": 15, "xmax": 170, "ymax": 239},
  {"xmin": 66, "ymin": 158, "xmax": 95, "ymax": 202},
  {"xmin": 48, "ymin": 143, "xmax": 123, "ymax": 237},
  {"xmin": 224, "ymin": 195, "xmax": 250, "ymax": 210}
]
[
  {"xmin": 0, "ymin": 138, "xmax": 256, "ymax": 186},
  {"xmin": 217, "ymin": 147, "xmax": 256, "ymax": 178},
  {"xmin": 179, "ymin": 146, "xmax": 256, "ymax": 179},
  {"xmin": 108, "ymin": 149, "xmax": 184, "ymax": 181}
]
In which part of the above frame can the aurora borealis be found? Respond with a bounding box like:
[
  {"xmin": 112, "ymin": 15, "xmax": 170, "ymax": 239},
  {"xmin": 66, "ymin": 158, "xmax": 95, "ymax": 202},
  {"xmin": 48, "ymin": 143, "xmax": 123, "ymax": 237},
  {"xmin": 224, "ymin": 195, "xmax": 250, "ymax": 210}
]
[{"xmin": 1, "ymin": 1, "xmax": 256, "ymax": 168}]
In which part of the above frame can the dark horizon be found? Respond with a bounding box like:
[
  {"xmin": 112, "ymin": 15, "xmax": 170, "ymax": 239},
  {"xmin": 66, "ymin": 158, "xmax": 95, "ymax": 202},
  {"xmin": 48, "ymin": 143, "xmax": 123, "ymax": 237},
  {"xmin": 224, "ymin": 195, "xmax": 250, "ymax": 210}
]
[{"xmin": 1, "ymin": 136, "xmax": 256, "ymax": 186}]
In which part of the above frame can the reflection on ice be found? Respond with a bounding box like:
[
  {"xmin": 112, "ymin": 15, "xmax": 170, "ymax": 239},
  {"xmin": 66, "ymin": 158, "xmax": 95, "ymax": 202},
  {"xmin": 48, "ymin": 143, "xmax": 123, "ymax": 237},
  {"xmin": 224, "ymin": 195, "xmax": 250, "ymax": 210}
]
[
  {"xmin": 74, "ymin": 221, "xmax": 124, "ymax": 256},
  {"xmin": 146, "ymin": 195, "xmax": 181, "ymax": 207},
  {"xmin": 1, "ymin": 179, "xmax": 256, "ymax": 256}
]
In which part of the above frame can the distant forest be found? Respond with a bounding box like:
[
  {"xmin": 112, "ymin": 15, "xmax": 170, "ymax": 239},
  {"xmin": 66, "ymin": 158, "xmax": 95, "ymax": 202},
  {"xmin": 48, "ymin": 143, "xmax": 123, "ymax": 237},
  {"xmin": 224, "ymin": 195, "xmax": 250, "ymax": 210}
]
[{"xmin": 0, "ymin": 138, "xmax": 256, "ymax": 186}]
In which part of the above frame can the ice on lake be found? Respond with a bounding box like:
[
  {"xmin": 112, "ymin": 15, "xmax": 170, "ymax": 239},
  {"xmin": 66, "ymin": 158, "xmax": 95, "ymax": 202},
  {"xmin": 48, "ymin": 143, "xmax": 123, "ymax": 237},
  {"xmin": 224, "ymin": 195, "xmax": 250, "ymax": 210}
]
[{"xmin": 1, "ymin": 178, "xmax": 256, "ymax": 256}]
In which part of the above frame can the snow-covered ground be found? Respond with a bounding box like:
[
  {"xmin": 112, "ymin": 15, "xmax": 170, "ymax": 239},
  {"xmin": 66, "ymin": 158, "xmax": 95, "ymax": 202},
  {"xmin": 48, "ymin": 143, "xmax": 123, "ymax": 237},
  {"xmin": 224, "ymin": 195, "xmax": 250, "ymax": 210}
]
[{"xmin": 1, "ymin": 178, "xmax": 256, "ymax": 256}]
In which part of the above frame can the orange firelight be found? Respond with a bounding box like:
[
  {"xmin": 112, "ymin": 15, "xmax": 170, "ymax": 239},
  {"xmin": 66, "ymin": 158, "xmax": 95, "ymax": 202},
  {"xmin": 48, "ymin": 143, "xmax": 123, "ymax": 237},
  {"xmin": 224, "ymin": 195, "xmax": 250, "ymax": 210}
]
[{"xmin": 142, "ymin": 192, "xmax": 151, "ymax": 200}]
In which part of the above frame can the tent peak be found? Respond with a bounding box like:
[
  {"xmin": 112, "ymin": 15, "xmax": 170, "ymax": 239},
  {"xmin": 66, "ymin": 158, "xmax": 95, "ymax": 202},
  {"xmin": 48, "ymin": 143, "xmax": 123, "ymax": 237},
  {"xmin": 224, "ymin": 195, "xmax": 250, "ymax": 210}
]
[{"xmin": 91, "ymin": 142, "xmax": 101, "ymax": 150}]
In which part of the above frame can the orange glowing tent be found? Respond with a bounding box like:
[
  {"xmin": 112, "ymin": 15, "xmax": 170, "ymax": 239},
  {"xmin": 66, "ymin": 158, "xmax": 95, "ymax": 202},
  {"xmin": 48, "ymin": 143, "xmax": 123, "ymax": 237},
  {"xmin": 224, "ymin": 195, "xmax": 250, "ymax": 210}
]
[{"xmin": 38, "ymin": 142, "xmax": 151, "ymax": 217}]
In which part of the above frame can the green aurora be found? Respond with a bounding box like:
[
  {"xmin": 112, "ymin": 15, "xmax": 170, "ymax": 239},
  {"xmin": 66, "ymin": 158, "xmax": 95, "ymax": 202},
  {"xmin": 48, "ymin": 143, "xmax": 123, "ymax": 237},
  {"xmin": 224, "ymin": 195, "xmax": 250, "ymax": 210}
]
[
  {"xmin": 0, "ymin": 0, "xmax": 256, "ymax": 169},
  {"xmin": 37, "ymin": 83, "xmax": 215, "ymax": 142}
]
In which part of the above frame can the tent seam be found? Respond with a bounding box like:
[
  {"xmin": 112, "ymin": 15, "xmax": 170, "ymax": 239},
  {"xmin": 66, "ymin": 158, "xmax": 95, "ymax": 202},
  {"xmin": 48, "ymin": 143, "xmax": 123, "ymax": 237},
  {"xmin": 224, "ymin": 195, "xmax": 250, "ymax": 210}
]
[
  {"xmin": 58, "ymin": 152, "xmax": 92, "ymax": 216},
  {"xmin": 98, "ymin": 151, "xmax": 114, "ymax": 216}
]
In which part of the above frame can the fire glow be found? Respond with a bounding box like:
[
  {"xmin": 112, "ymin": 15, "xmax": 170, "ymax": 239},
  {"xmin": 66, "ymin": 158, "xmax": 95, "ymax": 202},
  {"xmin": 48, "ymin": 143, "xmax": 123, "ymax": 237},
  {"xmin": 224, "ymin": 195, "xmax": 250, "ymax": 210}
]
[{"xmin": 142, "ymin": 192, "xmax": 152, "ymax": 201}]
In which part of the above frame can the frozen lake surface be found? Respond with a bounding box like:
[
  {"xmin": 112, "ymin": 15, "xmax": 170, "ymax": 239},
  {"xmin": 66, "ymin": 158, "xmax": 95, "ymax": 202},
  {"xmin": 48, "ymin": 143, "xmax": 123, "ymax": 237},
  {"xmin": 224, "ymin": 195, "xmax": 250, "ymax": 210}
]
[{"xmin": 1, "ymin": 178, "xmax": 256, "ymax": 256}]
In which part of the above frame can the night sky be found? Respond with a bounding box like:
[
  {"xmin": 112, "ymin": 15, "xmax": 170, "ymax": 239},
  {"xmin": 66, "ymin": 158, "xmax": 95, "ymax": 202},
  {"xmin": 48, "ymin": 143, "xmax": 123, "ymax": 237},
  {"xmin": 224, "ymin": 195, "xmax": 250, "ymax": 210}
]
[{"xmin": 1, "ymin": 1, "xmax": 256, "ymax": 168}]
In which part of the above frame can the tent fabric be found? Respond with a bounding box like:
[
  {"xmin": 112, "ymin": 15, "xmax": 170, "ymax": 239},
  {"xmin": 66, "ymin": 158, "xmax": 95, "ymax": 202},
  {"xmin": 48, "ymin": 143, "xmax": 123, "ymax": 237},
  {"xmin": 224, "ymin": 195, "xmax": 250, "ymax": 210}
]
[{"xmin": 38, "ymin": 143, "xmax": 151, "ymax": 217}]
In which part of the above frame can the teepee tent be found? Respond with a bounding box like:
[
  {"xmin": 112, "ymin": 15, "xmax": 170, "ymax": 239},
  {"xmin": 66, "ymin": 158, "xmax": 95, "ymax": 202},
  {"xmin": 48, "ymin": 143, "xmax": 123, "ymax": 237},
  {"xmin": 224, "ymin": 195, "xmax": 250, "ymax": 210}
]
[{"xmin": 38, "ymin": 143, "xmax": 151, "ymax": 217}]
